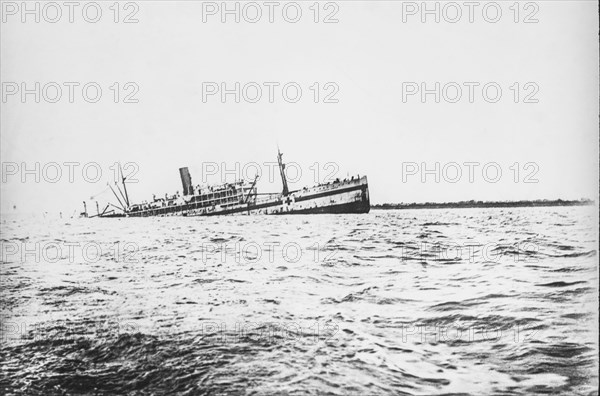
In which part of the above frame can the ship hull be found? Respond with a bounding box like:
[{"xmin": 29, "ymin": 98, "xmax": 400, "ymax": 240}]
[
  {"xmin": 272, "ymin": 199, "xmax": 370, "ymax": 215},
  {"xmin": 124, "ymin": 176, "xmax": 370, "ymax": 217}
]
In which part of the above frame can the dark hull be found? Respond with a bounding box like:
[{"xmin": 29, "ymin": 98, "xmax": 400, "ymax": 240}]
[{"xmin": 272, "ymin": 200, "xmax": 370, "ymax": 215}]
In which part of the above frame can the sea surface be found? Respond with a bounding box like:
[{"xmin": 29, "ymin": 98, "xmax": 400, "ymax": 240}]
[{"xmin": 1, "ymin": 206, "xmax": 598, "ymax": 395}]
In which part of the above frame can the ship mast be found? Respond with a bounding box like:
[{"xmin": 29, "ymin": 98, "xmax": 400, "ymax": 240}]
[
  {"xmin": 244, "ymin": 174, "xmax": 260, "ymax": 203},
  {"xmin": 119, "ymin": 163, "xmax": 130, "ymax": 207},
  {"xmin": 107, "ymin": 182, "xmax": 126, "ymax": 211},
  {"xmin": 277, "ymin": 148, "xmax": 289, "ymax": 196}
]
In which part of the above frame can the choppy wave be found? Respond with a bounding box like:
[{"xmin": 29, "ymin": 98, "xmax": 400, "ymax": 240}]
[{"xmin": 1, "ymin": 206, "xmax": 598, "ymax": 395}]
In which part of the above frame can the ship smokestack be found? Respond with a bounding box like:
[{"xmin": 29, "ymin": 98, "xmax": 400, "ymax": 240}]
[{"xmin": 179, "ymin": 167, "xmax": 193, "ymax": 196}]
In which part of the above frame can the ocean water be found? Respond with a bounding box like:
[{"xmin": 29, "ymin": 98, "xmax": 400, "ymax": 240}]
[{"xmin": 1, "ymin": 206, "xmax": 598, "ymax": 395}]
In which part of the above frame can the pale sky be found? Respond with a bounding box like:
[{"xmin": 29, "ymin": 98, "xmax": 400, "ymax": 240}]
[{"xmin": 1, "ymin": 1, "xmax": 598, "ymax": 214}]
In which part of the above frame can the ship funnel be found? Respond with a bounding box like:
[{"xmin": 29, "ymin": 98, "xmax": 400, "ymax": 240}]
[{"xmin": 179, "ymin": 167, "xmax": 193, "ymax": 196}]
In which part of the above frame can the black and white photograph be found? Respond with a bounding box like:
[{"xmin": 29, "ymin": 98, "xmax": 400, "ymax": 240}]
[{"xmin": 1, "ymin": 1, "xmax": 598, "ymax": 394}]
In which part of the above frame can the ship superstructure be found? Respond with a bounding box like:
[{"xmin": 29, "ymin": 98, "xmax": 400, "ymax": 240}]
[{"xmin": 85, "ymin": 150, "xmax": 369, "ymax": 217}]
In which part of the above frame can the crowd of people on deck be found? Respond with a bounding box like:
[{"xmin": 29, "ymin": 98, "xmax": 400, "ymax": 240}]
[{"xmin": 311, "ymin": 175, "xmax": 361, "ymax": 190}]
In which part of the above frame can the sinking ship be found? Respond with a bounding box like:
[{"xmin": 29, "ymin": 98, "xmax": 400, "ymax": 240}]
[{"xmin": 84, "ymin": 150, "xmax": 370, "ymax": 217}]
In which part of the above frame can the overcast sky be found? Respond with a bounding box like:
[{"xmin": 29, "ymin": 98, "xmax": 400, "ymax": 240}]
[{"xmin": 1, "ymin": 1, "xmax": 598, "ymax": 214}]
